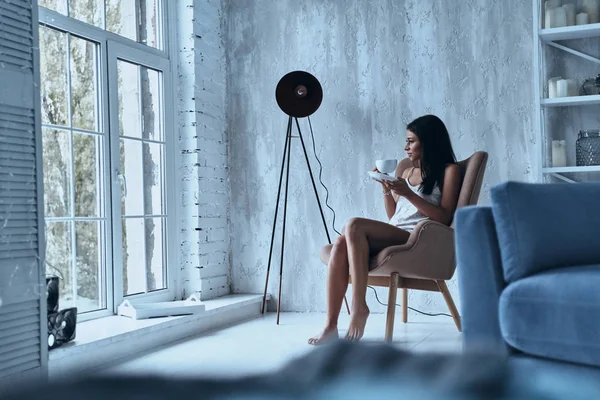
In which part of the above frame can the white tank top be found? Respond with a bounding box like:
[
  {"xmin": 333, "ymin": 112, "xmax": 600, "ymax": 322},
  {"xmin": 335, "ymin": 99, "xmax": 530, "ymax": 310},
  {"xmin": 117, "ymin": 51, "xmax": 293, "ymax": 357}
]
[{"xmin": 388, "ymin": 167, "xmax": 442, "ymax": 232}]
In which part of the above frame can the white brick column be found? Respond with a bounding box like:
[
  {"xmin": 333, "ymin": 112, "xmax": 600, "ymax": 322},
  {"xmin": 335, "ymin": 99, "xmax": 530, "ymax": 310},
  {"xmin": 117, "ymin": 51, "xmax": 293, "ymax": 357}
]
[{"xmin": 176, "ymin": 0, "xmax": 229, "ymax": 300}]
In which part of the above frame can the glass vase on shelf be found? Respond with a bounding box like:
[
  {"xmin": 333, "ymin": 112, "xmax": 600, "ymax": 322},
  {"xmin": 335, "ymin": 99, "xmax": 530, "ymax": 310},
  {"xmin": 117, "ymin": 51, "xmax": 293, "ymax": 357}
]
[
  {"xmin": 576, "ymin": 130, "xmax": 600, "ymax": 166},
  {"xmin": 581, "ymin": 74, "xmax": 600, "ymax": 96}
]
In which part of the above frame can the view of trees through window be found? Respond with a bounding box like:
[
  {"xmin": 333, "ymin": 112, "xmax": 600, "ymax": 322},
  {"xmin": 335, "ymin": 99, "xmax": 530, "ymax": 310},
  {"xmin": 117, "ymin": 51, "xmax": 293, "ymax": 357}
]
[
  {"xmin": 39, "ymin": 0, "xmax": 160, "ymax": 49},
  {"xmin": 40, "ymin": 23, "xmax": 105, "ymax": 313},
  {"xmin": 117, "ymin": 59, "xmax": 166, "ymax": 297},
  {"xmin": 39, "ymin": 0, "xmax": 166, "ymax": 315}
]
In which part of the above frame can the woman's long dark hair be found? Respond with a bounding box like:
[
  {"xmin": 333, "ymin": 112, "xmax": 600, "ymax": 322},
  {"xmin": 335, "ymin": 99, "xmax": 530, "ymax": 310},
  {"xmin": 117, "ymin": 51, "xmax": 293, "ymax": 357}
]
[{"xmin": 406, "ymin": 115, "xmax": 457, "ymax": 195}]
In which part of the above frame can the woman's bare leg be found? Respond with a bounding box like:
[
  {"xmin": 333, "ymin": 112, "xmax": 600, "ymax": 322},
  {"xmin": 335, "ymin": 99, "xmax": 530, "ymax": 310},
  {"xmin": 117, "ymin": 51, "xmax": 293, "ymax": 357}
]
[
  {"xmin": 308, "ymin": 235, "xmax": 349, "ymax": 345},
  {"xmin": 344, "ymin": 218, "xmax": 410, "ymax": 341}
]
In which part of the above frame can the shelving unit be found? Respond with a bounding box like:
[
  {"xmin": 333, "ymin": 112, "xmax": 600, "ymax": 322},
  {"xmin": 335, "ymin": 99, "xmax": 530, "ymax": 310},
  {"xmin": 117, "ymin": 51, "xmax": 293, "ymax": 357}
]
[{"xmin": 533, "ymin": 1, "xmax": 600, "ymax": 183}]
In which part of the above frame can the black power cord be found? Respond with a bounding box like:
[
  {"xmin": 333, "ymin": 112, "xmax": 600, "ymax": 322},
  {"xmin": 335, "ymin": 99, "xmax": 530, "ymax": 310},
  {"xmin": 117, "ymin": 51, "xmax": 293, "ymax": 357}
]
[
  {"xmin": 306, "ymin": 116, "xmax": 451, "ymax": 319},
  {"xmin": 368, "ymin": 286, "xmax": 451, "ymax": 317}
]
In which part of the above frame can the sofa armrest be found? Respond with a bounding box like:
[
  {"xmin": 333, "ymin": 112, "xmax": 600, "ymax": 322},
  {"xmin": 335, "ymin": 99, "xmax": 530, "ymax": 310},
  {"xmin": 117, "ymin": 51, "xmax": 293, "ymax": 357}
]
[
  {"xmin": 368, "ymin": 220, "xmax": 455, "ymax": 280},
  {"xmin": 455, "ymin": 206, "xmax": 509, "ymax": 355}
]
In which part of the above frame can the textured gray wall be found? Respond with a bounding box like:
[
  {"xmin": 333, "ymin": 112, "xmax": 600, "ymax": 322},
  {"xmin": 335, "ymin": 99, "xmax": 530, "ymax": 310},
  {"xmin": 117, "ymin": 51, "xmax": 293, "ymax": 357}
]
[{"xmin": 226, "ymin": 0, "xmax": 537, "ymax": 313}]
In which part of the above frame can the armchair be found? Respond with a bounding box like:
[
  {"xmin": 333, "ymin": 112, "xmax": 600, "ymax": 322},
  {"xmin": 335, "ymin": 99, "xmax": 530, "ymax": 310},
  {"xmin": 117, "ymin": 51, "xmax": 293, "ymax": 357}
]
[{"xmin": 320, "ymin": 151, "xmax": 488, "ymax": 341}]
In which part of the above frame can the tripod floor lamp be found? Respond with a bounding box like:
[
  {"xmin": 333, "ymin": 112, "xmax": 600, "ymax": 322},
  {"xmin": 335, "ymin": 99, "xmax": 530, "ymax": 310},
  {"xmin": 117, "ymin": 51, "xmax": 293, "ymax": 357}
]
[{"xmin": 261, "ymin": 71, "xmax": 350, "ymax": 324}]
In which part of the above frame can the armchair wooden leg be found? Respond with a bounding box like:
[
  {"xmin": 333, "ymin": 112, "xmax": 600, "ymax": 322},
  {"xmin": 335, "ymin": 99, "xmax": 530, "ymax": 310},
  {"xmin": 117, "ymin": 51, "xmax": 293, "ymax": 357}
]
[
  {"xmin": 436, "ymin": 280, "xmax": 462, "ymax": 332},
  {"xmin": 385, "ymin": 273, "xmax": 400, "ymax": 342},
  {"xmin": 402, "ymin": 288, "xmax": 408, "ymax": 323}
]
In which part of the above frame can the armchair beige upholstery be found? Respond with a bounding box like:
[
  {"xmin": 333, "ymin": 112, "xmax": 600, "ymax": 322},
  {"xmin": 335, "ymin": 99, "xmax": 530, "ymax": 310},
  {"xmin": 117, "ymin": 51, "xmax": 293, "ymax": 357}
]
[{"xmin": 320, "ymin": 151, "xmax": 488, "ymax": 341}]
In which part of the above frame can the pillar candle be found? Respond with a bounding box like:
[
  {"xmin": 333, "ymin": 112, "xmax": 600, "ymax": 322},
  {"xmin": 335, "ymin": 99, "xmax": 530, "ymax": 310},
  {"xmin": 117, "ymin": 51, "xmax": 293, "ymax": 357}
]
[
  {"xmin": 545, "ymin": 8, "xmax": 557, "ymax": 28},
  {"xmin": 552, "ymin": 140, "xmax": 567, "ymax": 168},
  {"xmin": 545, "ymin": 0, "xmax": 562, "ymax": 10},
  {"xmin": 580, "ymin": 0, "xmax": 600, "ymax": 23},
  {"xmin": 544, "ymin": 1, "xmax": 562, "ymax": 28},
  {"xmin": 566, "ymin": 79, "xmax": 579, "ymax": 96},
  {"xmin": 557, "ymin": 79, "xmax": 568, "ymax": 97},
  {"xmin": 576, "ymin": 12, "xmax": 590, "ymax": 24},
  {"xmin": 549, "ymin": 77, "xmax": 562, "ymax": 98},
  {"xmin": 553, "ymin": 6, "xmax": 568, "ymax": 26},
  {"xmin": 563, "ymin": 3, "xmax": 576, "ymax": 25}
]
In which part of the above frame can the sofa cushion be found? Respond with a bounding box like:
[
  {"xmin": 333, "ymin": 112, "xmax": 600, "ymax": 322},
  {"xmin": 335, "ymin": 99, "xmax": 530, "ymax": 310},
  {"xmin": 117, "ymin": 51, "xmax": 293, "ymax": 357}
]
[
  {"xmin": 491, "ymin": 181, "xmax": 600, "ymax": 283},
  {"xmin": 499, "ymin": 265, "xmax": 600, "ymax": 368}
]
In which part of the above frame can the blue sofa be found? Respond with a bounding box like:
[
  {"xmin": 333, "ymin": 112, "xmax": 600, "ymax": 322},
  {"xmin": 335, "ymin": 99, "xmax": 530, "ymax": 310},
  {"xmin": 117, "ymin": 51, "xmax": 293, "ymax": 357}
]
[{"xmin": 454, "ymin": 181, "xmax": 600, "ymax": 378}]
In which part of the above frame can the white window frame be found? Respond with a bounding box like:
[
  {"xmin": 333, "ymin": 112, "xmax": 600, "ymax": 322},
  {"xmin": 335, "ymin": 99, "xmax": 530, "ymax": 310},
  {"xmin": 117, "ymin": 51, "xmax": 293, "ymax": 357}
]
[
  {"xmin": 107, "ymin": 40, "xmax": 176, "ymax": 308},
  {"xmin": 38, "ymin": 1, "xmax": 179, "ymax": 321}
]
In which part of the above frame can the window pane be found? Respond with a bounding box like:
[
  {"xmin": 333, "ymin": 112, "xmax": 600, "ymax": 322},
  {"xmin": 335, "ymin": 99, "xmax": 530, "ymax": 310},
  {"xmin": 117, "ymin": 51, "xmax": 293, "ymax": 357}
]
[
  {"xmin": 69, "ymin": 0, "xmax": 104, "ymax": 28},
  {"xmin": 45, "ymin": 221, "xmax": 72, "ymax": 308},
  {"xmin": 117, "ymin": 61, "xmax": 141, "ymax": 138},
  {"xmin": 106, "ymin": 0, "xmax": 161, "ymax": 49},
  {"xmin": 39, "ymin": 0, "xmax": 67, "ymax": 15},
  {"xmin": 70, "ymin": 36, "xmax": 98, "ymax": 131},
  {"xmin": 74, "ymin": 133, "xmax": 100, "ymax": 217},
  {"xmin": 42, "ymin": 129, "xmax": 72, "ymax": 218},
  {"xmin": 139, "ymin": 0, "xmax": 160, "ymax": 49},
  {"xmin": 75, "ymin": 221, "xmax": 103, "ymax": 313},
  {"xmin": 145, "ymin": 217, "xmax": 165, "ymax": 291},
  {"xmin": 140, "ymin": 67, "xmax": 162, "ymax": 141},
  {"xmin": 122, "ymin": 218, "xmax": 146, "ymax": 296},
  {"xmin": 106, "ymin": 0, "xmax": 137, "ymax": 42},
  {"xmin": 40, "ymin": 26, "xmax": 69, "ymax": 127},
  {"xmin": 120, "ymin": 139, "xmax": 144, "ymax": 215},
  {"xmin": 143, "ymin": 143, "xmax": 163, "ymax": 215}
]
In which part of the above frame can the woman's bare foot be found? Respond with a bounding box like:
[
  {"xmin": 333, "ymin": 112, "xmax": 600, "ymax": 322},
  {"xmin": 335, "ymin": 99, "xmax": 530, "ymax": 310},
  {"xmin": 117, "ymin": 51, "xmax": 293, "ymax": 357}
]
[
  {"xmin": 308, "ymin": 325, "xmax": 339, "ymax": 346},
  {"xmin": 345, "ymin": 305, "xmax": 370, "ymax": 341}
]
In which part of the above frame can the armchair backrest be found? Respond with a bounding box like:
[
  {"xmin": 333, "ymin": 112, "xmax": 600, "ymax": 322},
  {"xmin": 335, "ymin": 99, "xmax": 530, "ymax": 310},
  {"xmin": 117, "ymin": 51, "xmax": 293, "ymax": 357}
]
[
  {"xmin": 394, "ymin": 151, "xmax": 488, "ymax": 226},
  {"xmin": 456, "ymin": 151, "xmax": 488, "ymax": 209}
]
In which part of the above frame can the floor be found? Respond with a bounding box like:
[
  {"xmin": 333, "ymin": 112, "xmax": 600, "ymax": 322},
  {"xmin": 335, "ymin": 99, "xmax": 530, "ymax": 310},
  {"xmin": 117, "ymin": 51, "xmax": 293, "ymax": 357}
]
[{"xmin": 105, "ymin": 311, "xmax": 462, "ymax": 379}]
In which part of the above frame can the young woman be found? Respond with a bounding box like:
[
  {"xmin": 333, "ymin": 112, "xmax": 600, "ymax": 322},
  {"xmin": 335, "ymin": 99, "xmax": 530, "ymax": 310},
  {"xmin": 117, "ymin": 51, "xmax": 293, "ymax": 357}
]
[{"xmin": 308, "ymin": 114, "xmax": 462, "ymax": 345}]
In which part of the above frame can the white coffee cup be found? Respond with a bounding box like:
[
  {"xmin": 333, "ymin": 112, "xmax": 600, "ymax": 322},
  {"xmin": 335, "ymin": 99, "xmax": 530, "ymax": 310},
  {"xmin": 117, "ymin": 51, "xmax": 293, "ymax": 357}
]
[{"xmin": 375, "ymin": 159, "xmax": 398, "ymax": 175}]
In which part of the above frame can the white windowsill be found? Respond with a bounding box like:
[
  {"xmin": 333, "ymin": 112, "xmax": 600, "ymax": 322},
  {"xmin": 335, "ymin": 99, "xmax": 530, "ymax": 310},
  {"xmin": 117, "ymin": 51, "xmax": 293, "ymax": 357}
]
[{"xmin": 49, "ymin": 294, "xmax": 264, "ymax": 378}]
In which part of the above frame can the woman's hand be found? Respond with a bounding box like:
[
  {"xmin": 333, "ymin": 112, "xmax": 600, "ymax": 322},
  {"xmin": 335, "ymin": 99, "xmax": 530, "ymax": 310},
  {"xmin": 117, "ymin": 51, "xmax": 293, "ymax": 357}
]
[
  {"xmin": 372, "ymin": 167, "xmax": 388, "ymax": 188},
  {"xmin": 384, "ymin": 178, "xmax": 412, "ymax": 197}
]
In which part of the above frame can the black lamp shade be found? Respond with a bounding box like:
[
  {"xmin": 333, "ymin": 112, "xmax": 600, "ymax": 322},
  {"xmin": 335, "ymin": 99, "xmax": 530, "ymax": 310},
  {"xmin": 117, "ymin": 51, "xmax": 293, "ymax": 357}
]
[{"xmin": 275, "ymin": 71, "xmax": 323, "ymax": 118}]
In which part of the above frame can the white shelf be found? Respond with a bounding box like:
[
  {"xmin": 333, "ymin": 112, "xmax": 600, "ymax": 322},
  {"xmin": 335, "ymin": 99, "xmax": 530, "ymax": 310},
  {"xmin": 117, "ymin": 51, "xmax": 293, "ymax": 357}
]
[
  {"xmin": 541, "ymin": 95, "xmax": 600, "ymax": 107},
  {"xmin": 539, "ymin": 23, "xmax": 600, "ymax": 42},
  {"xmin": 543, "ymin": 166, "xmax": 600, "ymax": 174}
]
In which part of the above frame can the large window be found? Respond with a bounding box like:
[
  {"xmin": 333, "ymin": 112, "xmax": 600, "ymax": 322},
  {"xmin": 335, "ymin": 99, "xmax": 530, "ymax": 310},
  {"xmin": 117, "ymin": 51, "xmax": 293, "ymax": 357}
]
[{"xmin": 38, "ymin": 0, "xmax": 176, "ymax": 320}]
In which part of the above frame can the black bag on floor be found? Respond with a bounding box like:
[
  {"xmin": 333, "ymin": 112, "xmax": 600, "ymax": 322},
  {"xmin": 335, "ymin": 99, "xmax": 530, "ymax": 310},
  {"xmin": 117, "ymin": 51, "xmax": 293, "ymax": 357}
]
[
  {"xmin": 47, "ymin": 307, "xmax": 78, "ymax": 350},
  {"xmin": 46, "ymin": 276, "xmax": 59, "ymax": 314}
]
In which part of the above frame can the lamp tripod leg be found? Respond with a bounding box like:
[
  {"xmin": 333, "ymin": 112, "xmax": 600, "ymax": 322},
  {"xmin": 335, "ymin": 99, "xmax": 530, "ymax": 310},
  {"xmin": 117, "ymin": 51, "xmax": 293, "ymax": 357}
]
[
  {"xmin": 262, "ymin": 117, "xmax": 292, "ymax": 315},
  {"xmin": 277, "ymin": 118, "xmax": 293, "ymax": 325},
  {"xmin": 294, "ymin": 118, "xmax": 351, "ymax": 315}
]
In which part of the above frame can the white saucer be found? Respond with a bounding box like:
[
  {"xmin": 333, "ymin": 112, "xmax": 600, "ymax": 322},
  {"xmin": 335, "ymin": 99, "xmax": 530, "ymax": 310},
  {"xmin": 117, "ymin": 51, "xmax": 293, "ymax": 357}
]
[{"xmin": 368, "ymin": 171, "xmax": 398, "ymax": 182}]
